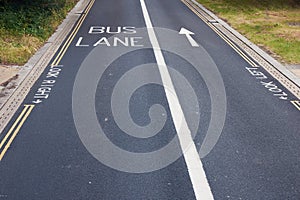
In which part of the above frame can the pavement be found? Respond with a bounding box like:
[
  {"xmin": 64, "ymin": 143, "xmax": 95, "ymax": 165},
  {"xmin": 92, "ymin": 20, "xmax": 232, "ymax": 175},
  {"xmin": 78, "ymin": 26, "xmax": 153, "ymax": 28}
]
[
  {"xmin": 0, "ymin": 66, "xmax": 19, "ymax": 106},
  {"xmin": 287, "ymin": 64, "xmax": 300, "ymax": 77},
  {"xmin": 0, "ymin": 66, "xmax": 19, "ymax": 87},
  {"xmin": 0, "ymin": 0, "xmax": 299, "ymax": 199},
  {"xmin": 0, "ymin": 66, "xmax": 18, "ymax": 87}
]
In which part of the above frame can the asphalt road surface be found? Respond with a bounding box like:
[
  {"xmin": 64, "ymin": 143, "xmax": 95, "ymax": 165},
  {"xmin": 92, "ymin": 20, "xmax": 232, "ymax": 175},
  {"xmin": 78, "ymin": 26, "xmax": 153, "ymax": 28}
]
[{"xmin": 0, "ymin": 0, "xmax": 299, "ymax": 199}]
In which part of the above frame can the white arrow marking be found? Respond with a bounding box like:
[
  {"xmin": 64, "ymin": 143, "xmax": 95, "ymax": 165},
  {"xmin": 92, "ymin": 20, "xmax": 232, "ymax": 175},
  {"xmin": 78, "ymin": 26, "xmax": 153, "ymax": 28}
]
[{"xmin": 179, "ymin": 28, "xmax": 199, "ymax": 47}]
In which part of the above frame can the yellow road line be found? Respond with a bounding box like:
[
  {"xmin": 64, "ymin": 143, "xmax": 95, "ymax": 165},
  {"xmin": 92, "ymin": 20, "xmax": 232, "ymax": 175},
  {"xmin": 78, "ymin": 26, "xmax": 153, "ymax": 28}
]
[
  {"xmin": 0, "ymin": 0, "xmax": 95, "ymax": 161},
  {"xmin": 0, "ymin": 105, "xmax": 35, "ymax": 161},
  {"xmin": 182, "ymin": 0, "xmax": 257, "ymax": 67},
  {"xmin": 0, "ymin": 105, "xmax": 30, "ymax": 150},
  {"xmin": 51, "ymin": 0, "xmax": 95, "ymax": 66},
  {"xmin": 210, "ymin": 26, "xmax": 258, "ymax": 67},
  {"xmin": 182, "ymin": 1, "xmax": 300, "ymax": 111},
  {"xmin": 291, "ymin": 100, "xmax": 300, "ymax": 110}
]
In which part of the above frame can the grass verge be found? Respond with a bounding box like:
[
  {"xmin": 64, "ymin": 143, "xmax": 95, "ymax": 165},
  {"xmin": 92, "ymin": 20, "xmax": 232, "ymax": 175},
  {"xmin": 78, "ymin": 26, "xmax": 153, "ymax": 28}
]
[
  {"xmin": 0, "ymin": 0, "xmax": 78, "ymax": 65},
  {"xmin": 197, "ymin": 0, "xmax": 300, "ymax": 64}
]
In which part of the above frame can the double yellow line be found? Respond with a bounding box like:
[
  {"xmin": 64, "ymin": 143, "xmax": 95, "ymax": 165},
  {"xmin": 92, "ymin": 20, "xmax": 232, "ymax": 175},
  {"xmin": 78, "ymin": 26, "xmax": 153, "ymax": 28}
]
[
  {"xmin": 0, "ymin": 105, "xmax": 35, "ymax": 161},
  {"xmin": 183, "ymin": 0, "xmax": 300, "ymax": 110},
  {"xmin": 291, "ymin": 101, "xmax": 300, "ymax": 110},
  {"xmin": 51, "ymin": 0, "xmax": 95, "ymax": 66},
  {"xmin": 0, "ymin": 0, "xmax": 95, "ymax": 161},
  {"xmin": 182, "ymin": 0, "xmax": 257, "ymax": 67}
]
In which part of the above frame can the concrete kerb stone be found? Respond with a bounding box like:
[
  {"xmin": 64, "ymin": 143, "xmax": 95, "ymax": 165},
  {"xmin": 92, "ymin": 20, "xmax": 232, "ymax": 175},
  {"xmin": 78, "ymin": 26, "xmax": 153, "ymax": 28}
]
[
  {"xmin": 0, "ymin": 0, "xmax": 91, "ymax": 134},
  {"xmin": 190, "ymin": 0, "xmax": 300, "ymax": 87}
]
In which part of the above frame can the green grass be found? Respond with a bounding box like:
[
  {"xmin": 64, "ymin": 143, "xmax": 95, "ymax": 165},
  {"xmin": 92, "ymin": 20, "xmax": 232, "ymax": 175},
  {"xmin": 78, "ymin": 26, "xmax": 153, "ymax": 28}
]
[
  {"xmin": 0, "ymin": 0, "xmax": 78, "ymax": 65},
  {"xmin": 198, "ymin": 0, "xmax": 300, "ymax": 64}
]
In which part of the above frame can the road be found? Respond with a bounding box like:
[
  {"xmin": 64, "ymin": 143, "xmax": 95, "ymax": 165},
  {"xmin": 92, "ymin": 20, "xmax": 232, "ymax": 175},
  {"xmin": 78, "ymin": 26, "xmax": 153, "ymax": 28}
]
[{"xmin": 0, "ymin": 0, "xmax": 300, "ymax": 199}]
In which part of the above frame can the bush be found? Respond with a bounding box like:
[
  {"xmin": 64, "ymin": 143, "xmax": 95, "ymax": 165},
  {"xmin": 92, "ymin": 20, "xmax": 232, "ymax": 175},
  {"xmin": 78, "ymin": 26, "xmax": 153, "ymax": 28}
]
[
  {"xmin": 0, "ymin": 0, "xmax": 71, "ymax": 39},
  {"xmin": 0, "ymin": 0, "xmax": 77, "ymax": 64}
]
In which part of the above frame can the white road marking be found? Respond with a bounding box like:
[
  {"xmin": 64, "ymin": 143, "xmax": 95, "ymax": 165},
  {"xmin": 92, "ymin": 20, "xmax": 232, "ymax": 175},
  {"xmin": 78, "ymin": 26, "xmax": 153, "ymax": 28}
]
[
  {"xmin": 179, "ymin": 27, "xmax": 199, "ymax": 47},
  {"xmin": 139, "ymin": 0, "xmax": 214, "ymax": 199}
]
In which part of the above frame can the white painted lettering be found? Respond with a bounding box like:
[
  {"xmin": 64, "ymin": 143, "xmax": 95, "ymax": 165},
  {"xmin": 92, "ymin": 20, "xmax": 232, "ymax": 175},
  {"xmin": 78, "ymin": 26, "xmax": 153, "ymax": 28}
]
[
  {"xmin": 274, "ymin": 92, "xmax": 288, "ymax": 97},
  {"xmin": 113, "ymin": 37, "xmax": 129, "ymax": 46},
  {"xmin": 123, "ymin": 26, "xmax": 136, "ymax": 34},
  {"xmin": 76, "ymin": 37, "xmax": 89, "ymax": 47},
  {"xmin": 93, "ymin": 37, "xmax": 111, "ymax": 46},
  {"xmin": 130, "ymin": 37, "xmax": 144, "ymax": 47},
  {"xmin": 261, "ymin": 81, "xmax": 275, "ymax": 88},
  {"xmin": 38, "ymin": 87, "xmax": 51, "ymax": 93},
  {"xmin": 34, "ymin": 94, "xmax": 49, "ymax": 99},
  {"xmin": 246, "ymin": 67, "xmax": 268, "ymax": 79},
  {"xmin": 88, "ymin": 26, "xmax": 137, "ymax": 34},
  {"xmin": 107, "ymin": 26, "xmax": 122, "ymax": 34},
  {"xmin": 269, "ymin": 88, "xmax": 282, "ymax": 93},
  {"xmin": 46, "ymin": 68, "xmax": 61, "ymax": 78},
  {"xmin": 42, "ymin": 80, "xmax": 56, "ymax": 84},
  {"xmin": 89, "ymin": 26, "xmax": 105, "ymax": 34},
  {"xmin": 279, "ymin": 96, "xmax": 288, "ymax": 100},
  {"xmin": 50, "ymin": 65, "xmax": 63, "ymax": 68},
  {"xmin": 49, "ymin": 68, "xmax": 61, "ymax": 72},
  {"xmin": 32, "ymin": 99, "xmax": 43, "ymax": 104}
]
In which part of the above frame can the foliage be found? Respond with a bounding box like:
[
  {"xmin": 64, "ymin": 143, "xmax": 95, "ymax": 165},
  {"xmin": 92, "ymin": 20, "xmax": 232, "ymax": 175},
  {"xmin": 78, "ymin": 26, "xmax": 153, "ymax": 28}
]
[
  {"xmin": 0, "ymin": 0, "xmax": 74, "ymax": 39},
  {"xmin": 0, "ymin": 0, "xmax": 77, "ymax": 64},
  {"xmin": 198, "ymin": 0, "xmax": 300, "ymax": 64}
]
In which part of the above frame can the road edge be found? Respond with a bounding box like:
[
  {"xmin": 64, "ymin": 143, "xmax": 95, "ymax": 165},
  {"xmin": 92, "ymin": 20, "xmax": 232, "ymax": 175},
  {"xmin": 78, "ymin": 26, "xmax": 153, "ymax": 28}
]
[
  {"xmin": 0, "ymin": 0, "xmax": 92, "ymax": 135},
  {"xmin": 190, "ymin": 0, "xmax": 300, "ymax": 87}
]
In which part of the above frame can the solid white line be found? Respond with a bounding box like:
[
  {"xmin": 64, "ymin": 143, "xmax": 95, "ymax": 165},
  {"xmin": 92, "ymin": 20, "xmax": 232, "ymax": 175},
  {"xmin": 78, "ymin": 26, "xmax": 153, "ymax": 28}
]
[{"xmin": 139, "ymin": 0, "xmax": 214, "ymax": 199}]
